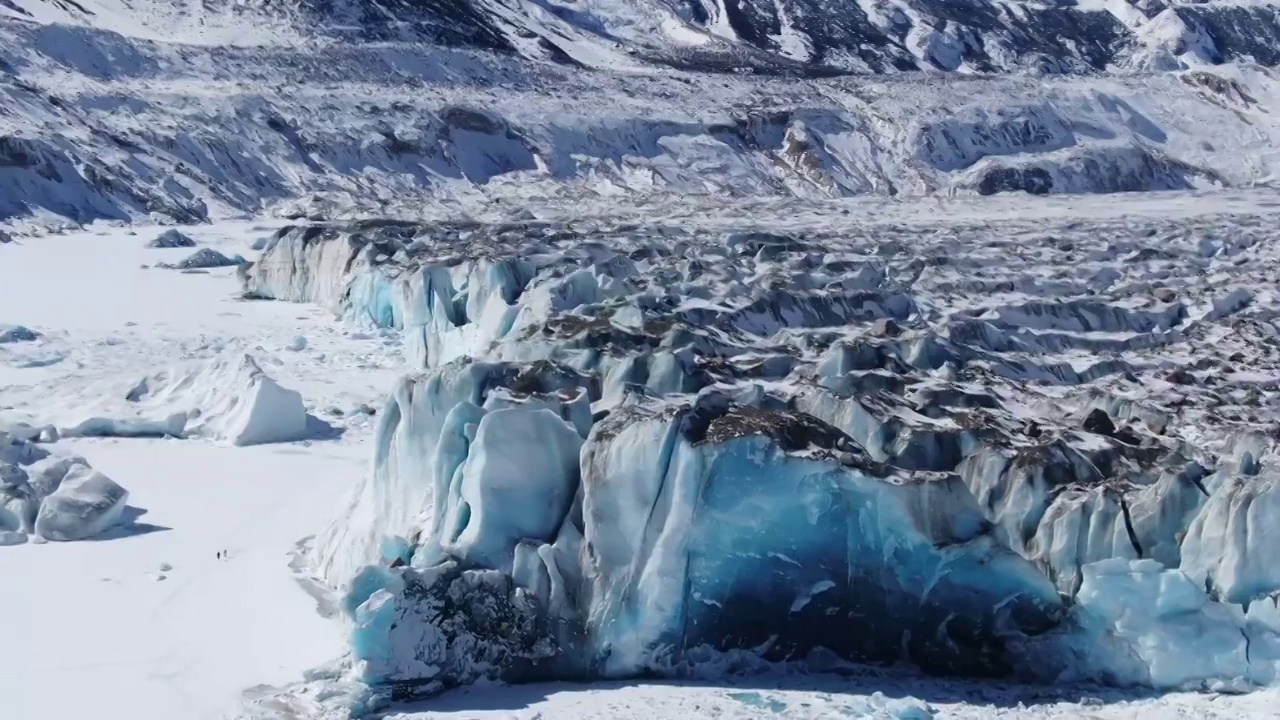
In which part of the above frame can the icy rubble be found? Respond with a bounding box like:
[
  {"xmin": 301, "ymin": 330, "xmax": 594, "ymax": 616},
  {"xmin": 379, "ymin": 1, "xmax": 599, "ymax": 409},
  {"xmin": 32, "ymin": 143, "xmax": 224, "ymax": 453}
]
[
  {"xmin": 0, "ymin": 433, "xmax": 131, "ymax": 542},
  {"xmin": 238, "ymin": 204, "xmax": 1280, "ymax": 714},
  {"xmin": 1027, "ymin": 558, "xmax": 1280, "ymax": 690},
  {"xmin": 58, "ymin": 351, "xmax": 312, "ymax": 446}
]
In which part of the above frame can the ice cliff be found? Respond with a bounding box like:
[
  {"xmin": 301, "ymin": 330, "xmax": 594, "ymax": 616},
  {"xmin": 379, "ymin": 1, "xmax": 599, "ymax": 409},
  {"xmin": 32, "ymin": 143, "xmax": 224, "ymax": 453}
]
[{"xmin": 241, "ymin": 207, "xmax": 1280, "ymax": 712}]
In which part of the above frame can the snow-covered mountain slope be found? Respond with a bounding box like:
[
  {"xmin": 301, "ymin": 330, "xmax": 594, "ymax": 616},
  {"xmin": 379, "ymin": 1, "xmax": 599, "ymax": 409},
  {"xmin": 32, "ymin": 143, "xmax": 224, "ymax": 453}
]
[
  {"xmin": 5, "ymin": 0, "xmax": 1280, "ymax": 73},
  {"xmin": 3, "ymin": 0, "xmax": 1280, "ymax": 226},
  {"xmin": 1, "ymin": 21, "xmax": 1279, "ymax": 227}
]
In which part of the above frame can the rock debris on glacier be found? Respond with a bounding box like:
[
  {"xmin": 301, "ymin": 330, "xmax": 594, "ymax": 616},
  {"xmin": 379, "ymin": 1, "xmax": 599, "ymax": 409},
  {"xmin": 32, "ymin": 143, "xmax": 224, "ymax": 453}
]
[
  {"xmin": 236, "ymin": 201, "xmax": 1280, "ymax": 715},
  {"xmin": 156, "ymin": 248, "xmax": 245, "ymax": 270}
]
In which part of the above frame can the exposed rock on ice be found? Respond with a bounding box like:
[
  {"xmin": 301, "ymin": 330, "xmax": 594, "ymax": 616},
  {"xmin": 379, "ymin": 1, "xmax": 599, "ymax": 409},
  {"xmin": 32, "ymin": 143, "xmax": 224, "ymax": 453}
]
[
  {"xmin": 61, "ymin": 352, "xmax": 311, "ymax": 446},
  {"xmin": 346, "ymin": 561, "xmax": 560, "ymax": 693},
  {"xmin": 0, "ymin": 325, "xmax": 40, "ymax": 343},
  {"xmin": 158, "ymin": 248, "xmax": 244, "ymax": 270},
  {"xmin": 250, "ymin": 207, "xmax": 1280, "ymax": 705},
  {"xmin": 146, "ymin": 229, "xmax": 197, "ymax": 248}
]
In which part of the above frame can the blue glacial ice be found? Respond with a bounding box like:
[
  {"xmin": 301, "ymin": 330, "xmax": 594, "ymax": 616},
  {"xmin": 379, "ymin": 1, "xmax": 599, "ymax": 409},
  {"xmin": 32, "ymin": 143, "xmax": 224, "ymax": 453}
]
[
  {"xmin": 1022, "ymin": 558, "xmax": 1280, "ymax": 689},
  {"xmin": 578, "ymin": 393, "xmax": 1064, "ymax": 678}
]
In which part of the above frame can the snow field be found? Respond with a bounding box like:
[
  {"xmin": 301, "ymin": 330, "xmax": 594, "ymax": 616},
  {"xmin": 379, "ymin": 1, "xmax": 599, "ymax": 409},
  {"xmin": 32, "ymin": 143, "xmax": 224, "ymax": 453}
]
[
  {"xmin": 0, "ymin": 222, "xmax": 402, "ymax": 719},
  {"xmin": 0, "ymin": 439, "xmax": 361, "ymax": 720}
]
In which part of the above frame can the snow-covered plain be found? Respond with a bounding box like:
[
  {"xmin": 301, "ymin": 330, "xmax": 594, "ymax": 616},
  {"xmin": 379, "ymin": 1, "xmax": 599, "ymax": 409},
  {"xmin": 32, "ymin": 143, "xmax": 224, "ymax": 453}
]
[{"xmin": 0, "ymin": 224, "xmax": 399, "ymax": 719}]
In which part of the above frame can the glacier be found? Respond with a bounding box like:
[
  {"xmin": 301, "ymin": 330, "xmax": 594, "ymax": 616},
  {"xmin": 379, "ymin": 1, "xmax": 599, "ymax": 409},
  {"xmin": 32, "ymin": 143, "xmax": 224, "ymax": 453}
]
[{"xmin": 234, "ymin": 198, "xmax": 1280, "ymax": 717}]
